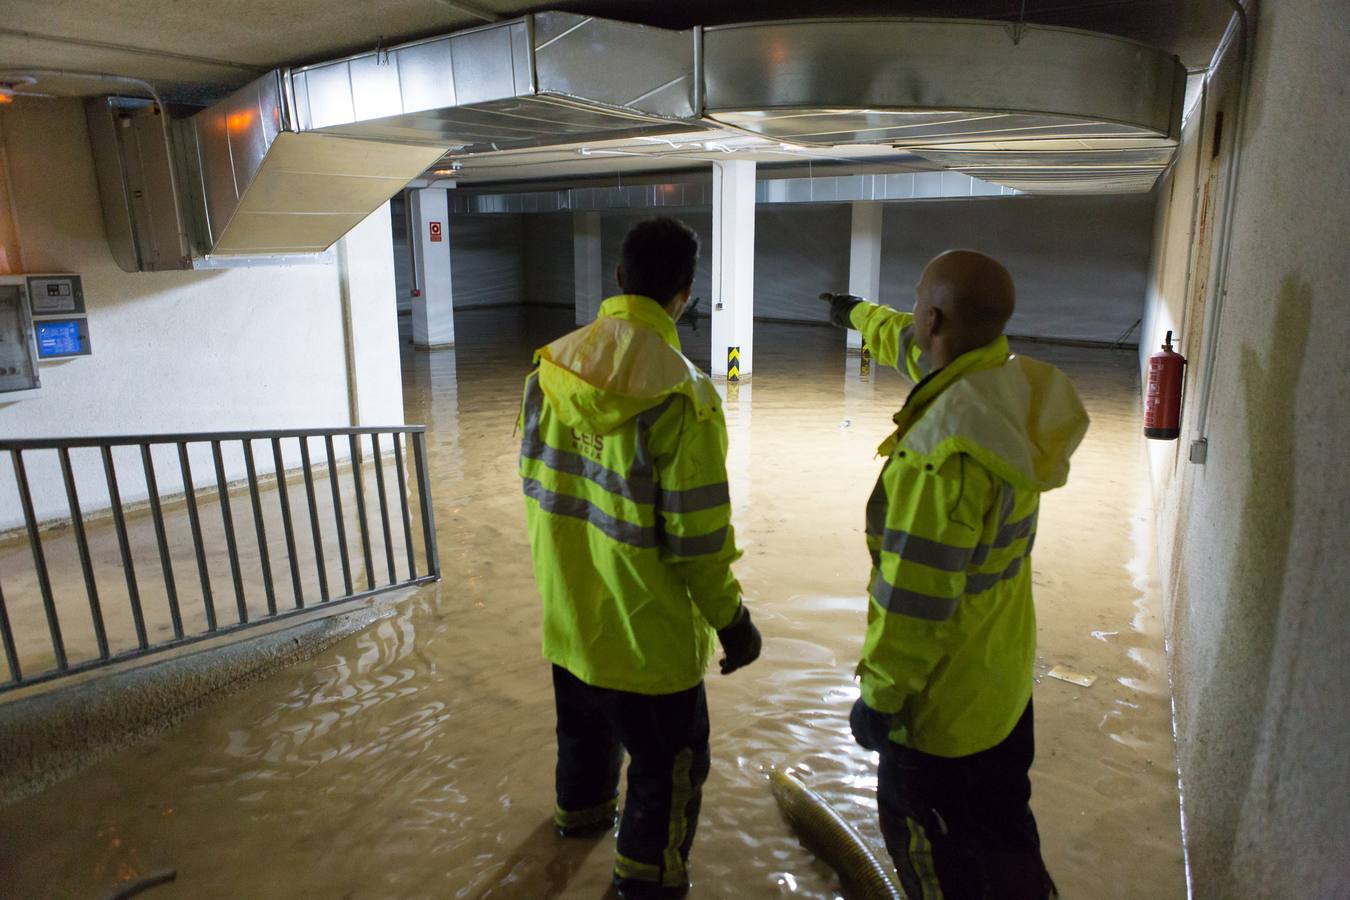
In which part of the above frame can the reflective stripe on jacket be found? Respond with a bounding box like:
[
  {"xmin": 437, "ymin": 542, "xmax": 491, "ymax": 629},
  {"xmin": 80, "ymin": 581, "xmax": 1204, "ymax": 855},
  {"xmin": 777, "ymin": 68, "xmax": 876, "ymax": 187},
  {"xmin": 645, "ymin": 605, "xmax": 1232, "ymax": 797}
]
[
  {"xmin": 850, "ymin": 301, "xmax": 1090, "ymax": 757},
  {"xmin": 520, "ymin": 295, "xmax": 743, "ymax": 695}
]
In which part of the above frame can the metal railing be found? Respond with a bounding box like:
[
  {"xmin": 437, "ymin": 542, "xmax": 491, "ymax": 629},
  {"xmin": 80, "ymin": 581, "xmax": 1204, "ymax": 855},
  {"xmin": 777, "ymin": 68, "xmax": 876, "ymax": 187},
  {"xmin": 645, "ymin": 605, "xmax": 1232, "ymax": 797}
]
[{"xmin": 0, "ymin": 427, "xmax": 439, "ymax": 693}]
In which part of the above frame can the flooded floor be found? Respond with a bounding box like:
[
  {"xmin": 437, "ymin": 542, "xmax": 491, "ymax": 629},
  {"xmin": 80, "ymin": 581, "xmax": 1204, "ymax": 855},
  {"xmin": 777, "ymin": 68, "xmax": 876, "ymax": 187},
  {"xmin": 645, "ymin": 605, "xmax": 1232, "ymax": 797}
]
[{"xmin": 0, "ymin": 308, "xmax": 1185, "ymax": 898}]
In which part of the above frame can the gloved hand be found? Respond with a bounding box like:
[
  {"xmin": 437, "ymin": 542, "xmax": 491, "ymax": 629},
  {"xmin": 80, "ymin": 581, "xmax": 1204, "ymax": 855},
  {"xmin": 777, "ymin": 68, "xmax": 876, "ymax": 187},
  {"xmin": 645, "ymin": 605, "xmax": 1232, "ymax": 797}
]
[
  {"xmin": 819, "ymin": 292, "xmax": 865, "ymax": 329},
  {"xmin": 849, "ymin": 696, "xmax": 892, "ymax": 751},
  {"xmin": 717, "ymin": 603, "xmax": 762, "ymax": 675}
]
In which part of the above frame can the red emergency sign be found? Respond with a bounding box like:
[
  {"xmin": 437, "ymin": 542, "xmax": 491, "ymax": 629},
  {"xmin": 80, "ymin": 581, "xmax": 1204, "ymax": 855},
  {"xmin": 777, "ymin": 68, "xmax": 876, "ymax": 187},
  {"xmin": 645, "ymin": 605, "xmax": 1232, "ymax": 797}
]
[{"xmin": 429, "ymin": 221, "xmax": 443, "ymax": 242}]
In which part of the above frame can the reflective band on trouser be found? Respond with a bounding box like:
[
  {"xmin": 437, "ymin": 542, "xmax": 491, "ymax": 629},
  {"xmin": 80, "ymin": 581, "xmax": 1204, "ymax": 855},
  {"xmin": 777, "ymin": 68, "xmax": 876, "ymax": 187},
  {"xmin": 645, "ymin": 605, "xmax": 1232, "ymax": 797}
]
[
  {"xmin": 662, "ymin": 748, "xmax": 694, "ymax": 887},
  {"xmin": 555, "ymin": 797, "xmax": 617, "ymax": 829},
  {"xmin": 658, "ymin": 481, "xmax": 730, "ymax": 514},
  {"xmin": 661, "ymin": 527, "xmax": 729, "ymax": 558},
  {"xmin": 870, "ymin": 572, "xmax": 959, "ymax": 622},
  {"xmin": 907, "ymin": 816, "xmax": 946, "ymax": 900},
  {"xmin": 614, "ymin": 854, "xmax": 663, "ymax": 883},
  {"xmin": 881, "ymin": 528, "xmax": 975, "ymax": 572},
  {"xmin": 522, "ymin": 477, "xmax": 656, "ymax": 549}
]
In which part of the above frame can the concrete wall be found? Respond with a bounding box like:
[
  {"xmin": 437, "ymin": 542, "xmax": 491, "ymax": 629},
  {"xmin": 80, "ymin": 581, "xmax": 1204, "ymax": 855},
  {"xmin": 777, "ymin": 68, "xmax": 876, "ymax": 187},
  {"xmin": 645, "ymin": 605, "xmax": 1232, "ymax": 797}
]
[
  {"xmin": 1140, "ymin": 2, "xmax": 1350, "ymax": 896},
  {"xmin": 478, "ymin": 197, "xmax": 1150, "ymax": 340},
  {"xmin": 523, "ymin": 213, "xmax": 576, "ymax": 308},
  {"xmin": 880, "ymin": 194, "xmax": 1156, "ymax": 343},
  {"xmin": 0, "ymin": 98, "xmax": 404, "ymax": 529},
  {"xmin": 449, "ymin": 214, "xmax": 526, "ymax": 309},
  {"xmin": 754, "ymin": 204, "xmax": 850, "ymax": 323}
]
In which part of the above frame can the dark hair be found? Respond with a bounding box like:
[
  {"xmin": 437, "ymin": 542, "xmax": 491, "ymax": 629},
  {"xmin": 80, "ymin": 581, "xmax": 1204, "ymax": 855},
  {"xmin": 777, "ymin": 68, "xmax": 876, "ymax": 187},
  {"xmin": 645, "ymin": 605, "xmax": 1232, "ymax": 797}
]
[{"xmin": 619, "ymin": 217, "xmax": 699, "ymax": 305}]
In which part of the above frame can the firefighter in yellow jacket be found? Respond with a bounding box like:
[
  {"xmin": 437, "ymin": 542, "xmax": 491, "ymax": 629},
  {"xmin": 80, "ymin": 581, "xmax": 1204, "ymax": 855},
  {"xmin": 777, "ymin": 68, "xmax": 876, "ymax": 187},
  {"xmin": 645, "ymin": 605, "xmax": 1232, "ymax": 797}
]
[
  {"xmin": 520, "ymin": 217, "xmax": 761, "ymax": 899},
  {"xmin": 822, "ymin": 250, "xmax": 1088, "ymax": 900}
]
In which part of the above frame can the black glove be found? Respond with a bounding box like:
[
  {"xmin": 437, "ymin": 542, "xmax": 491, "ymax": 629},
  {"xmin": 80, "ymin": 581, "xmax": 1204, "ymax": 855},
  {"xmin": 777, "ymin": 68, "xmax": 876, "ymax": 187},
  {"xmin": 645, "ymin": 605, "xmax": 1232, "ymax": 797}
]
[
  {"xmin": 717, "ymin": 603, "xmax": 762, "ymax": 675},
  {"xmin": 819, "ymin": 292, "xmax": 865, "ymax": 329},
  {"xmin": 849, "ymin": 696, "xmax": 892, "ymax": 751}
]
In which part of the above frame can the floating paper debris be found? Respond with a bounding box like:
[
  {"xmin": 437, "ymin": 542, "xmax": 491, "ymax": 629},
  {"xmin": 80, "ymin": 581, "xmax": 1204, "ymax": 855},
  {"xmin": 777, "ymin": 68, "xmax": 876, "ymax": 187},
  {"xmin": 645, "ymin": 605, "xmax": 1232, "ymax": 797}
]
[{"xmin": 1048, "ymin": 665, "xmax": 1097, "ymax": 688}]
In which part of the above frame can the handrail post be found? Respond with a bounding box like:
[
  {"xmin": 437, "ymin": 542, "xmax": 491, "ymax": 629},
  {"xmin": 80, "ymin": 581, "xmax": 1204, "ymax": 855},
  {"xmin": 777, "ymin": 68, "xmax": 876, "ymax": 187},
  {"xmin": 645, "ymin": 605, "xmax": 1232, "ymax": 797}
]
[
  {"xmin": 12, "ymin": 449, "xmax": 66, "ymax": 671},
  {"xmin": 412, "ymin": 430, "xmax": 440, "ymax": 578}
]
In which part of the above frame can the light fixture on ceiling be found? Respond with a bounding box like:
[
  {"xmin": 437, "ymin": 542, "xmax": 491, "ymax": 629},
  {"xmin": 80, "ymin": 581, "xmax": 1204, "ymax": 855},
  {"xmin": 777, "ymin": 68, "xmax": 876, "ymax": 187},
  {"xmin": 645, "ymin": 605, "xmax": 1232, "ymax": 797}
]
[{"xmin": 0, "ymin": 75, "xmax": 39, "ymax": 104}]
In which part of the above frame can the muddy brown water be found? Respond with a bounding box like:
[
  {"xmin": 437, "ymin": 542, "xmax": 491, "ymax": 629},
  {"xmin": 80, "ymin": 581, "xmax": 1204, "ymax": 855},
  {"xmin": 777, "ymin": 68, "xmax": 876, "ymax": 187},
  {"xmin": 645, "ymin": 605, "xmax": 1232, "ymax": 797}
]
[{"xmin": 0, "ymin": 310, "xmax": 1185, "ymax": 898}]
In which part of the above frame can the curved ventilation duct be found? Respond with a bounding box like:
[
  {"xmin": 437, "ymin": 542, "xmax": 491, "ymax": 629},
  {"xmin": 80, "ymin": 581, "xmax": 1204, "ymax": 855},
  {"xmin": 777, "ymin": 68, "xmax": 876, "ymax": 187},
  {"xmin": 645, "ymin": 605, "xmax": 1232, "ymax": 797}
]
[
  {"xmin": 699, "ymin": 19, "xmax": 1185, "ymax": 194},
  {"xmin": 90, "ymin": 12, "xmax": 1183, "ymax": 267}
]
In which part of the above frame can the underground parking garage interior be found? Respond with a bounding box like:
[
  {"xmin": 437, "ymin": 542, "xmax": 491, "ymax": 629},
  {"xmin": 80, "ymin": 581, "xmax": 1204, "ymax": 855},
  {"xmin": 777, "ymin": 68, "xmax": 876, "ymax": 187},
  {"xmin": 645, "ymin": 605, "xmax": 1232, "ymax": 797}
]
[{"xmin": 0, "ymin": 0, "xmax": 1346, "ymax": 896}]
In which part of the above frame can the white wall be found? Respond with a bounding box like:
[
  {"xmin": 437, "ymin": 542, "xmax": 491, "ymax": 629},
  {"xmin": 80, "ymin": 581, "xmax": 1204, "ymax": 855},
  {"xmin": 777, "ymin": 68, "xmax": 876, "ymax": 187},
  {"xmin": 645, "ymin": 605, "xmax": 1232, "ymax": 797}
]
[
  {"xmin": 1139, "ymin": 2, "xmax": 1350, "ymax": 895},
  {"xmin": 340, "ymin": 204, "xmax": 405, "ymax": 427},
  {"xmin": 0, "ymin": 98, "xmax": 403, "ymax": 529}
]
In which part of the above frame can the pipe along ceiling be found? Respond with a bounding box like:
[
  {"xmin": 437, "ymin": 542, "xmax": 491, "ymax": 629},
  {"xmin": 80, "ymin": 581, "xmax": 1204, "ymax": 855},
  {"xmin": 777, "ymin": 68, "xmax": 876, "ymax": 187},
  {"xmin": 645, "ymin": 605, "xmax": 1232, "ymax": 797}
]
[{"xmin": 83, "ymin": 11, "xmax": 1185, "ymax": 268}]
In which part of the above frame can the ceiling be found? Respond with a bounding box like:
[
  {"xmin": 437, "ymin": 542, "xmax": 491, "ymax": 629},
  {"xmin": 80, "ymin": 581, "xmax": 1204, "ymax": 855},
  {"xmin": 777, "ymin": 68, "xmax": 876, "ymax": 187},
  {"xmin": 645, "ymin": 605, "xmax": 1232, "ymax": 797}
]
[
  {"xmin": 0, "ymin": 2, "xmax": 1230, "ymax": 193},
  {"xmin": 1, "ymin": 0, "xmax": 1232, "ymax": 107}
]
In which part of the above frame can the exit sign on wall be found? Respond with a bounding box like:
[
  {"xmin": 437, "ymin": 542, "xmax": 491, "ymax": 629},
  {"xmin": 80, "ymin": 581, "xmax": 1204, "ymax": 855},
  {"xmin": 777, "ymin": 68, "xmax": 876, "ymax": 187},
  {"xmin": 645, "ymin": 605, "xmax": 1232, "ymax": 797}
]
[{"xmin": 429, "ymin": 221, "xmax": 443, "ymax": 242}]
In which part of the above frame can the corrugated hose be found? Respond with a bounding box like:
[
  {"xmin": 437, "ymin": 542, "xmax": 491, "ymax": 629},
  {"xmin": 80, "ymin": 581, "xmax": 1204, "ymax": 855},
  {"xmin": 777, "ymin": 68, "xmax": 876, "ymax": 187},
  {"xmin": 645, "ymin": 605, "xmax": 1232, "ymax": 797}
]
[{"xmin": 768, "ymin": 766, "xmax": 905, "ymax": 900}]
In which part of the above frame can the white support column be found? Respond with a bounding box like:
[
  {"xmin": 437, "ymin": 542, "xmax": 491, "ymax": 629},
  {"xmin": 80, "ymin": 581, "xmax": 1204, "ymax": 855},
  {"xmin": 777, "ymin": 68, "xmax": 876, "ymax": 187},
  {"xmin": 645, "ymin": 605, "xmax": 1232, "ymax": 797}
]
[
  {"xmin": 573, "ymin": 211, "xmax": 603, "ymax": 324},
  {"xmin": 847, "ymin": 200, "xmax": 883, "ymax": 350},
  {"xmin": 711, "ymin": 160, "xmax": 756, "ymax": 379},
  {"xmin": 409, "ymin": 188, "xmax": 454, "ymax": 349}
]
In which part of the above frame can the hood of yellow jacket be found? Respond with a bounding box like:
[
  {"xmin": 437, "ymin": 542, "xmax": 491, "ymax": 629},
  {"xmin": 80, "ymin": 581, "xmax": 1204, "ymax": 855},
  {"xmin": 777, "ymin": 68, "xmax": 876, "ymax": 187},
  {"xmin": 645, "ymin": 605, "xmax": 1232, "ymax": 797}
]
[{"xmin": 533, "ymin": 295, "xmax": 720, "ymax": 434}]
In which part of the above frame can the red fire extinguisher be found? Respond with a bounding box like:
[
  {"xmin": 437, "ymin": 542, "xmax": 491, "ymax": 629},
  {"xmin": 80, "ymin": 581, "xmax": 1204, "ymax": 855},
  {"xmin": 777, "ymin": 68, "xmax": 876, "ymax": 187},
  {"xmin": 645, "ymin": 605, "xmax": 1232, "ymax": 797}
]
[{"xmin": 1144, "ymin": 330, "xmax": 1186, "ymax": 440}]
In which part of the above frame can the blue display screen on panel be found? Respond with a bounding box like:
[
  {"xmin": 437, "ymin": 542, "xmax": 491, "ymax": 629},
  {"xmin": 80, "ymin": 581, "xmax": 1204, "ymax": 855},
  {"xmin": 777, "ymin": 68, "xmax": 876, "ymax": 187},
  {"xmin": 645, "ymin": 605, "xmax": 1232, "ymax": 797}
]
[{"xmin": 36, "ymin": 320, "xmax": 83, "ymax": 358}]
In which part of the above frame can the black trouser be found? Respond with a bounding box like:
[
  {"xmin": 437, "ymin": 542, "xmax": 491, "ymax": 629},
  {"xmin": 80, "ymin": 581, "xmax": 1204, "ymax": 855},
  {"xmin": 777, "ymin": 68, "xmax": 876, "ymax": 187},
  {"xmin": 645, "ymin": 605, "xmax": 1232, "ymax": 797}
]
[
  {"xmin": 551, "ymin": 665, "xmax": 711, "ymax": 890},
  {"xmin": 877, "ymin": 700, "xmax": 1056, "ymax": 900}
]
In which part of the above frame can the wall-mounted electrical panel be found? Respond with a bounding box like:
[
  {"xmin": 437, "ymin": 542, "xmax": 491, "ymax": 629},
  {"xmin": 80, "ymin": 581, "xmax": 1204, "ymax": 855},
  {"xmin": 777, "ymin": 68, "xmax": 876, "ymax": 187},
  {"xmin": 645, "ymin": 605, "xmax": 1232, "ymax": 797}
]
[
  {"xmin": 0, "ymin": 273, "xmax": 90, "ymax": 395},
  {"xmin": 0, "ymin": 278, "xmax": 41, "ymax": 395}
]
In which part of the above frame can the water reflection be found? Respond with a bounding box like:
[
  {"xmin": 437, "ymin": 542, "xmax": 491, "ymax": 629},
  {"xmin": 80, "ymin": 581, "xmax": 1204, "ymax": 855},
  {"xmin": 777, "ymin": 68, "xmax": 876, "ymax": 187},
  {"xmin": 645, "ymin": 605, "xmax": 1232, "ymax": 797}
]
[{"xmin": 0, "ymin": 314, "xmax": 1184, "ymax": 899}]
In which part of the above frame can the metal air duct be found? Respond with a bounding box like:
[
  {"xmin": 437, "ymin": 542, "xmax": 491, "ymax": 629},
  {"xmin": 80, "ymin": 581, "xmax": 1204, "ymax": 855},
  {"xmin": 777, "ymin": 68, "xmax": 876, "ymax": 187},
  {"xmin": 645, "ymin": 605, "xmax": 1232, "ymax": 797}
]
[
  {"xmin": 91, "ymin": 11, "xmax": 1185, "ymax": 269},
  {"xmin": 183, "ymin": 13, "xmax": 696, "ymax": 259},
  {"xmin": 699, "ymin": 18, "xmax": 1185, "ymax": 194},
  {"xmin": 289, "ymin": 13, "xmax": 695, "ymax": 152}
]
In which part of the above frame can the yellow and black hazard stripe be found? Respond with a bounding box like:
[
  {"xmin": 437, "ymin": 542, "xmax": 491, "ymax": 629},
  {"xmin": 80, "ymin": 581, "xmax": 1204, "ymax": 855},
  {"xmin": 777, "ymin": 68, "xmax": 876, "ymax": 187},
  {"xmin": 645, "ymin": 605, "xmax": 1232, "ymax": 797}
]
[{"xmin": 727, "ymin": 346, "xmax": 741, "ymax": 382}]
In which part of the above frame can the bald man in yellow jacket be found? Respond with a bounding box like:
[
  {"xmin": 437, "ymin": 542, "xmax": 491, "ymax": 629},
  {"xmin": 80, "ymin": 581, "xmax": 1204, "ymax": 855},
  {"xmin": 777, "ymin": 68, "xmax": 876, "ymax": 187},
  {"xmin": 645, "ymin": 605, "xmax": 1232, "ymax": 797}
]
[{"xmin": 822, "ymin": 250, "xmax": 1088, "ymax": 900}]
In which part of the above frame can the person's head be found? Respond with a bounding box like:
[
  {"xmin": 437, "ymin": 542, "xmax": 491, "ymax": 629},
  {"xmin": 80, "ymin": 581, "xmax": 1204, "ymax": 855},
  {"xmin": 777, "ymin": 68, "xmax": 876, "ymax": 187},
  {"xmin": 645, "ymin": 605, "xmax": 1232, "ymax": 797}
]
[
  {"xmin": 912, "ymin": 250, "xmax": 1016, "ymax": 367},
  {"xmin": 616, "ymin": 217, "xmax": 699, "ymax": 320}
]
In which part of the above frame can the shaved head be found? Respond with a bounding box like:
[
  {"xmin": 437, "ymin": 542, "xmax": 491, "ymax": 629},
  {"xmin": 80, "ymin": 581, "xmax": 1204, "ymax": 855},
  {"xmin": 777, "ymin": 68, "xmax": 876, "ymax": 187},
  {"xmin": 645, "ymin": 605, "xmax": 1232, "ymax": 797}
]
[{"xmin": 913, "ymin": 250, "xmax": 1016, "ymax": 365}]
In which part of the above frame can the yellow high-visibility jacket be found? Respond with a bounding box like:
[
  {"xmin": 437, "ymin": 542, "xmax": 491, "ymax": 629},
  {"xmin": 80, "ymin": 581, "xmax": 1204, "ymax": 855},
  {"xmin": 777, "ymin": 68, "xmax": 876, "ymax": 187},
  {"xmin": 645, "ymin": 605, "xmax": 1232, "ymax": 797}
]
[
  {"xmin": 850, "ymin": 301, "xmax": 1090, "ymax": 757},
  {"xmin": 520, "ymin": 294, "xmax": 743, "ymax": 695}
]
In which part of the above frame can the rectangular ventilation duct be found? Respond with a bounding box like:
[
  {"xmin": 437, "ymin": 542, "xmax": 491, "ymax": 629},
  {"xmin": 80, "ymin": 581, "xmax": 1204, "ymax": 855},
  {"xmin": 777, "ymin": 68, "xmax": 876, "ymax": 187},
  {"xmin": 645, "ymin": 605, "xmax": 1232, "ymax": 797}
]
[
  {"xmin": 290, "ymin": 14, "xmax": 695, "ymax": 151},
  {"xmin": 88, "ymin": 12, "xmax": 1185, "ymax": 271},
  {"xmin": 179, "ymin": 73, "xmax": 446, "ymax": 257},
  {"xmin": 90, "ymin": 13, "xmax": 697, "ymax": 269}
]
